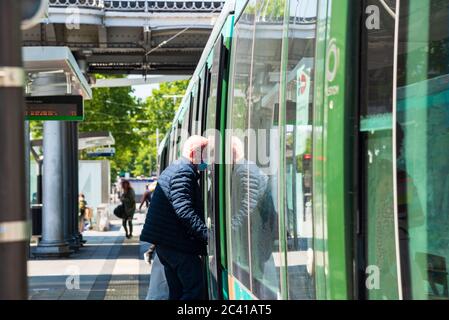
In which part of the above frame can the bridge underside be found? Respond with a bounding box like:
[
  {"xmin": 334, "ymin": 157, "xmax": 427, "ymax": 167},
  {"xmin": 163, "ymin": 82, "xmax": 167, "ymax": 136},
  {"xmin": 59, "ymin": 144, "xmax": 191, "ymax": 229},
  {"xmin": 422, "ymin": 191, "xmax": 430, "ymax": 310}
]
[
  {"xmin": 23, "ymin": 25, "xmax": 210, "ymax": 75},
  {"xmin": 22, "ymin": 1, "xmax": 224, "ymax": 76}
]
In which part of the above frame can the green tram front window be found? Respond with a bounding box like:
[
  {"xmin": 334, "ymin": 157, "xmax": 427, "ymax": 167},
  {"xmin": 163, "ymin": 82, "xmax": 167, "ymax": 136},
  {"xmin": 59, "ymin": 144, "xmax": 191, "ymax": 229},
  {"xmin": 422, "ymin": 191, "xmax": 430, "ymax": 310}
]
[
  {"xmin": 360, "ymin": 0, "xmax": 400, "ymax": 300},
  {"xmin": 361, "ymin": 0, "xmax": 449, "ymax": 300},
  {"xmin": 396, "ymin": 0, "xmax": 449, "ymax": 300}
]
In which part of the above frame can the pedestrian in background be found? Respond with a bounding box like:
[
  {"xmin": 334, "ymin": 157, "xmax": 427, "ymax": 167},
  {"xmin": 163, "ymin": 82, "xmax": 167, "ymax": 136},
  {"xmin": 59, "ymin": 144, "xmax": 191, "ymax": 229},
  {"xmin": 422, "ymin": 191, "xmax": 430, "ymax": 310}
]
[
  {"xmin": 140, "ymin": 135, "xmax": 209, "ymax": 300},
  {"xmin": 139, "ymin": 181, "xmax": 157, "ymax": 212},
  {"xmin": 120, "ymin": 180, "xmax": 136, "ymax": 239},
  {"xmin": 78, "ymin": 193, "xmax": 87, "ymax": 233}
]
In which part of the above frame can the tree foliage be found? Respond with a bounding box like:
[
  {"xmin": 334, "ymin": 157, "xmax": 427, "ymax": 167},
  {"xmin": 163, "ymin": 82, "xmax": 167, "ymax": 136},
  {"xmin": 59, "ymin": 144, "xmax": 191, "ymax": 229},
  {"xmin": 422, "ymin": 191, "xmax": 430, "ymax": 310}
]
[
  {"xmin": 30, "ymin": 77, "xmax": 189, "ymax": 181},
  {"xmin": 80, "ymin": 78, "xmax": 188, "ymax": 180},
  {"xmin": 130, "ymin": 81, "xmax": 189, "ymax": 177}
]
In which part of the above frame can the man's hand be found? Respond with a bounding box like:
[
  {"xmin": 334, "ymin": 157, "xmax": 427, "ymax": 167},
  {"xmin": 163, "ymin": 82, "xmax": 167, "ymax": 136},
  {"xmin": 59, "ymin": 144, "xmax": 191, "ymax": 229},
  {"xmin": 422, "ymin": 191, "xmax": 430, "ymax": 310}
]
[{"xmin": 143, "ymin": 250, "xmax": 153, "ymax": 265}]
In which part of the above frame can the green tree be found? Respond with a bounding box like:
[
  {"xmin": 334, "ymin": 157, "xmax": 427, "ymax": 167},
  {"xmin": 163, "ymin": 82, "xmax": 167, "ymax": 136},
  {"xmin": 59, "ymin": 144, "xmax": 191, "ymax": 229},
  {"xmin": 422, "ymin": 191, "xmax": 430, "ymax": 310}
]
[
  {"xmin": 29, "ymin": 77, "xmax": 189, "ymax": 181},
  {"xmin": 79, "ymin": 75, "xmax": 142, "ymax": 180},
  {"xmin": 130, "ymin": 80, "xmax": 189, "ymax": 177}
]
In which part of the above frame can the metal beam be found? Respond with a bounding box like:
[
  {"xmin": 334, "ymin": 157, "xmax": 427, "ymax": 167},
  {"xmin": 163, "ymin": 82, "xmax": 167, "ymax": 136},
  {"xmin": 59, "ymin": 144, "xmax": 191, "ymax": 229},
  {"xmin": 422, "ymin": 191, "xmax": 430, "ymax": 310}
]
[
  {"xmin": 86, "ymin": 53, "xmax": 201, "ymax": 64},
  {"xmin": 91, "ymin": 75, "xmax": 190, "ymax": 88},
  {"xmin": 88, "ymin": 68, "xmax": 195, "ymax": 75}
]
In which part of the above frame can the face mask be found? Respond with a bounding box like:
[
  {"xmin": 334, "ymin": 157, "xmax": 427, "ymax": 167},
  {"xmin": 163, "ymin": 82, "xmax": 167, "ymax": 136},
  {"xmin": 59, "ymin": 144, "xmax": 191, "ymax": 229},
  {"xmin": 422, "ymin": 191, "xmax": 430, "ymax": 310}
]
[{"xmin": 198, "ymin": 161, "xmax": 208, "ymax": 171}]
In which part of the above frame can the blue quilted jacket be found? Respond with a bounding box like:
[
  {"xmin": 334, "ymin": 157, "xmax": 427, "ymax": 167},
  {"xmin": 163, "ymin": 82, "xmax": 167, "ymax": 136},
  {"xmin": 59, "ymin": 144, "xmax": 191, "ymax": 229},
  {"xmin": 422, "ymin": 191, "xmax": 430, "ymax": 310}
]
[{"xmin": 140, "ymin": 157, "xmax": 208, "ymax": 255}]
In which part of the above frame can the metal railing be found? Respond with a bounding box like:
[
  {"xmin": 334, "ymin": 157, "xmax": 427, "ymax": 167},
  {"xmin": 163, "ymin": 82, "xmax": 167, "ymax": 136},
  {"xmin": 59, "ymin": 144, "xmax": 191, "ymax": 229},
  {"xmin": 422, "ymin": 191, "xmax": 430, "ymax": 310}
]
[{"xmin": 48, "ymin": 0, "xmax": 225, "ymax": 12}]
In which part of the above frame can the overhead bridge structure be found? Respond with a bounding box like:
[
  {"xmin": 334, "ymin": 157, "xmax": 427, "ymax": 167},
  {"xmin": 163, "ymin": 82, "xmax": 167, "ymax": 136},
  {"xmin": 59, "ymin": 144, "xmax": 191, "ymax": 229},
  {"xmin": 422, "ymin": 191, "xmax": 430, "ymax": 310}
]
[{"xmin": 22, "ymin": 0, "xmax": 225, "ymax": 75}]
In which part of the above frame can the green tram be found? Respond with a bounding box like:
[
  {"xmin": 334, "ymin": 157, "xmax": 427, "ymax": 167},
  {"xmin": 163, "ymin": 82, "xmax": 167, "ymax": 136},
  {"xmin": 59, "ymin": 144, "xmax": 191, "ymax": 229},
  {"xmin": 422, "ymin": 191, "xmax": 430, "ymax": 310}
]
[{"xmin": 157, "ymin": 0, "xmax": 449, "ymax": 300}]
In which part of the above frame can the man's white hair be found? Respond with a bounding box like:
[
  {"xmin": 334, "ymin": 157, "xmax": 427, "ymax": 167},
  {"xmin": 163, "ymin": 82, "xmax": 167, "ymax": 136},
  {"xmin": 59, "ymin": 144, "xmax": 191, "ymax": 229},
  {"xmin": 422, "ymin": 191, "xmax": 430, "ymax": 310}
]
[{"xmin": 181, "ymin": 135, "xmax": 209, "ymax": 164}]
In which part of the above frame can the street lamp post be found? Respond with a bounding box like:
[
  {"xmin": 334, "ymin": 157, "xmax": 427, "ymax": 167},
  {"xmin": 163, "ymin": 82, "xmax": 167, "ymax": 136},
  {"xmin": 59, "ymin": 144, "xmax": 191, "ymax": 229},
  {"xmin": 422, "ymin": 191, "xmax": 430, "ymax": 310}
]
[{"xmin": 0, "ymin": 0, "xmax": 28, "ymax": 300}]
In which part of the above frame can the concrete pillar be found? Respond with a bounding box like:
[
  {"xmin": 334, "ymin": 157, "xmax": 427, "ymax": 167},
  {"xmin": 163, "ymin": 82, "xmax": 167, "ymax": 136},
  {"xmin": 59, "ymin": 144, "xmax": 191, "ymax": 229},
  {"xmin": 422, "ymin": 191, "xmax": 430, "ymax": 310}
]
[
  {"xmin": 34, "ymin": 121, "xmax": 71, "ymax": 257},
  {"xmin": 0, "ymin": 0, "xmax": 28, "ymax": 300}
]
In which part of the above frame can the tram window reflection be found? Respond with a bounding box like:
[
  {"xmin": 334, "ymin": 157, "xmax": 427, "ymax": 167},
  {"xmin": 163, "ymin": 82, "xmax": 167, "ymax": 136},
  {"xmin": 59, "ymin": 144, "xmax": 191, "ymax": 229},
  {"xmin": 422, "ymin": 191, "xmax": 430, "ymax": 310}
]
[
  {"xmin": 396, "ymin": 0, "xmax": 449, "ymax": 300},
  {"xmin": 226, "ymin": 1, "xmax": 255, "ymax": 290},
  {"xmin": 284, "ymin": 0, "xmax": 318, "ymax": 300},
  {"xmin": 248, "ymin": 0, "xmax": 284, "ymax": 299},
  {"xmin": 203, "ymin": 39, "xmax": 222, "ymax": 299},
  {"xmin": 360, "ymin": 0, "xmax": 400, "ymax": 300}
]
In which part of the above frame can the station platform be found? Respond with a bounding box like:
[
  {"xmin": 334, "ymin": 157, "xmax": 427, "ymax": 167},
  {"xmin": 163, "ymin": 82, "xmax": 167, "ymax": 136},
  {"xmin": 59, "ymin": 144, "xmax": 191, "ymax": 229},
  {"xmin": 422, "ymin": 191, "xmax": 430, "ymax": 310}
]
[{"xmin": 28, "ymin": 213, "xmax": 152, "ymax": 300}]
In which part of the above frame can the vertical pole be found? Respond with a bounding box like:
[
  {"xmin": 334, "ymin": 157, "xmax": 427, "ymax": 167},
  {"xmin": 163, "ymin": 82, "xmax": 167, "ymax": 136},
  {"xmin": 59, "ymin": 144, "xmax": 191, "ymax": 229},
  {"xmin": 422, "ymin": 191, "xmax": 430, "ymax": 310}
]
[
  {"xmin": 69, "ymin": 122, "xmax": 80, "ymax": 249},
  {"xmin": 0, "ymin": 0, "xmax": 28, "ymax": 300},
  {"xmin": 25, "ymin": 121, "xmax": 30, "ymax": 216},
  {"xmin": 72, "ymin": 122, "xmax": 83, "ymax": 245},
  {"xmin": 25, "ymin": 121, "xmax": 31, "ymax": 259},
  {"xmin": 62, "ymin": 122, "xmax": 70, "ymax": 244},
  {"xmin": 35, "ymin": 121, "xmax": 71, "ymax": 257},
  {"xmin": 62, "ymin": 122, "xmax": 75, "ymax": 252},
  {"xmin": 37, "ymin": 161, "xmax": 43, "ymax": 204}
]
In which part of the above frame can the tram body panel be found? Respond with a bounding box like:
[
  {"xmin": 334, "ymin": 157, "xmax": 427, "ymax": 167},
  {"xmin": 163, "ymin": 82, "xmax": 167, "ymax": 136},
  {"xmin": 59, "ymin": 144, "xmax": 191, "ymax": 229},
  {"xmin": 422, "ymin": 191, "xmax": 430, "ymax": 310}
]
[{"xmin": 158, "ymin": 0, "xmax": 449, "ymax": 300}]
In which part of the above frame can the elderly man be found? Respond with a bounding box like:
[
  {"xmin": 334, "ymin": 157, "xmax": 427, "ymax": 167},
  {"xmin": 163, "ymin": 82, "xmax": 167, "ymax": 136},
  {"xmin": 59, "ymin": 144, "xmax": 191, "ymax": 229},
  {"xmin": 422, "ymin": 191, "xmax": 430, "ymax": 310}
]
[{"xmin": 140, "ymin": 135, "xmax": 209, "ymax": 300}]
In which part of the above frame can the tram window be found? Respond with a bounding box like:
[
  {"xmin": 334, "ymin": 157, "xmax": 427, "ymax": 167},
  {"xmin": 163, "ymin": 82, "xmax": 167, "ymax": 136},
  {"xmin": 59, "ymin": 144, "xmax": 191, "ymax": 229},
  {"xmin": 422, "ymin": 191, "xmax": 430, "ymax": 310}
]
[
  {"xmin": 175, "ymin": 120, "xmax": 183, "ymax": 159},
  {"xmin": 178, "ymin": 101, "xmax": 190, "ymax": 157},
  {"xmin": 197, "ymin": 68, "xmax": 208, "ymax": 135},
  {"xmin": 360, "ymin": 0, "xmax": 400, "ymax": 300},
  {"xmin": 204, "ymin": 40, "xmax": 223, "ymax": 299},
  {"xmin": 181, "ymin": 102, "xmax": 190, "ymax": 137},
  {"xmin": 202, "ymin": 67, "xmax": 212, "ymax": 135},
  {"xmin": 191, "ymin": 83, "xmax": 200, "ymax": 135},
  {"xmin": 284, "ymin": 0, "xmax": 318, "ymax": 300},
  {"xmin": 188, "ymin": 93, "xmax": 194, "ymax": 135},
  {"xmin": 226, "ymin": 0, "xmax": 255, "ymax": 291},
  {"xmin": 247, "ymin": 0, "xmax": 284, "ymax": 300},
  {"xmin": 169, "ymin": 128, "xmax": 176, "ymax": 164},
  {"xmin": 395, "ymin": 0, "xmax": 449, "ymax": 300}
]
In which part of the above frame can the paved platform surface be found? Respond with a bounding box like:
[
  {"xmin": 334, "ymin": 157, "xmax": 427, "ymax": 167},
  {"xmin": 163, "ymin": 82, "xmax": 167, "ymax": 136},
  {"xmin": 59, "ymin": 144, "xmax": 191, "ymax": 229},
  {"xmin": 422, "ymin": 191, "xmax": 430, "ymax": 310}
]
[{"xmin": 28, "ymin": 213, "xmax": 153, "ymax": 300}]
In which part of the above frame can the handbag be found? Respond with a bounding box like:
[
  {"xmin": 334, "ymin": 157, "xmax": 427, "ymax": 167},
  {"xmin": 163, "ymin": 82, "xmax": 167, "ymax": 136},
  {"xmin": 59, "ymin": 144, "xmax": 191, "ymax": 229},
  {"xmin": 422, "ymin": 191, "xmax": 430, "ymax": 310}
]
[{"xmin": 113, "ymin": 204, "xmax": 125, "ymax": 219}]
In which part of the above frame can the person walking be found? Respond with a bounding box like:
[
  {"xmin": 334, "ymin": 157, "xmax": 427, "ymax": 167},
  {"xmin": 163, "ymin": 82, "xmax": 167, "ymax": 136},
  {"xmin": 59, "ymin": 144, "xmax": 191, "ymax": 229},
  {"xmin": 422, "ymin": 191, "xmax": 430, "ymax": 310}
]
[
  {"xmin": 140, "ymin": 135, "xmax": 209, "ymax": 300},
  {"xmin": 120, "ymin": 180, "xmax": 136, "ymax": 239},
  {"xmin": 139, "ymin": 181, "xmax": 157, "ymax": 212},
  {"xmin": 78, "ymin": 193, "xmax": 87, "ymax": 233}
]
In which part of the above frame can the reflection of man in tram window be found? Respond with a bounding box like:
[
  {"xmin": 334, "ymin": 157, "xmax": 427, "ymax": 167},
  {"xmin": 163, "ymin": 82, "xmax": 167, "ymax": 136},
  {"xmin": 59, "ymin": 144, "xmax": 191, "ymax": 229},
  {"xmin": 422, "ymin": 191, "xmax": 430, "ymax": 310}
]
[
  {"xmin": 397, "ymin": 124, "xmax": 449, "ymax": 299},
  {"xmin": 366, "ymin": 126, "xmax": 403, "ymax": 299},
  {"xmin": 396, "ymin": 123, "xmax": 427, "ymax": 298},
  {"xmin": 230, "ymin": 136, "xmax": 278, "ymax": 297}
]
